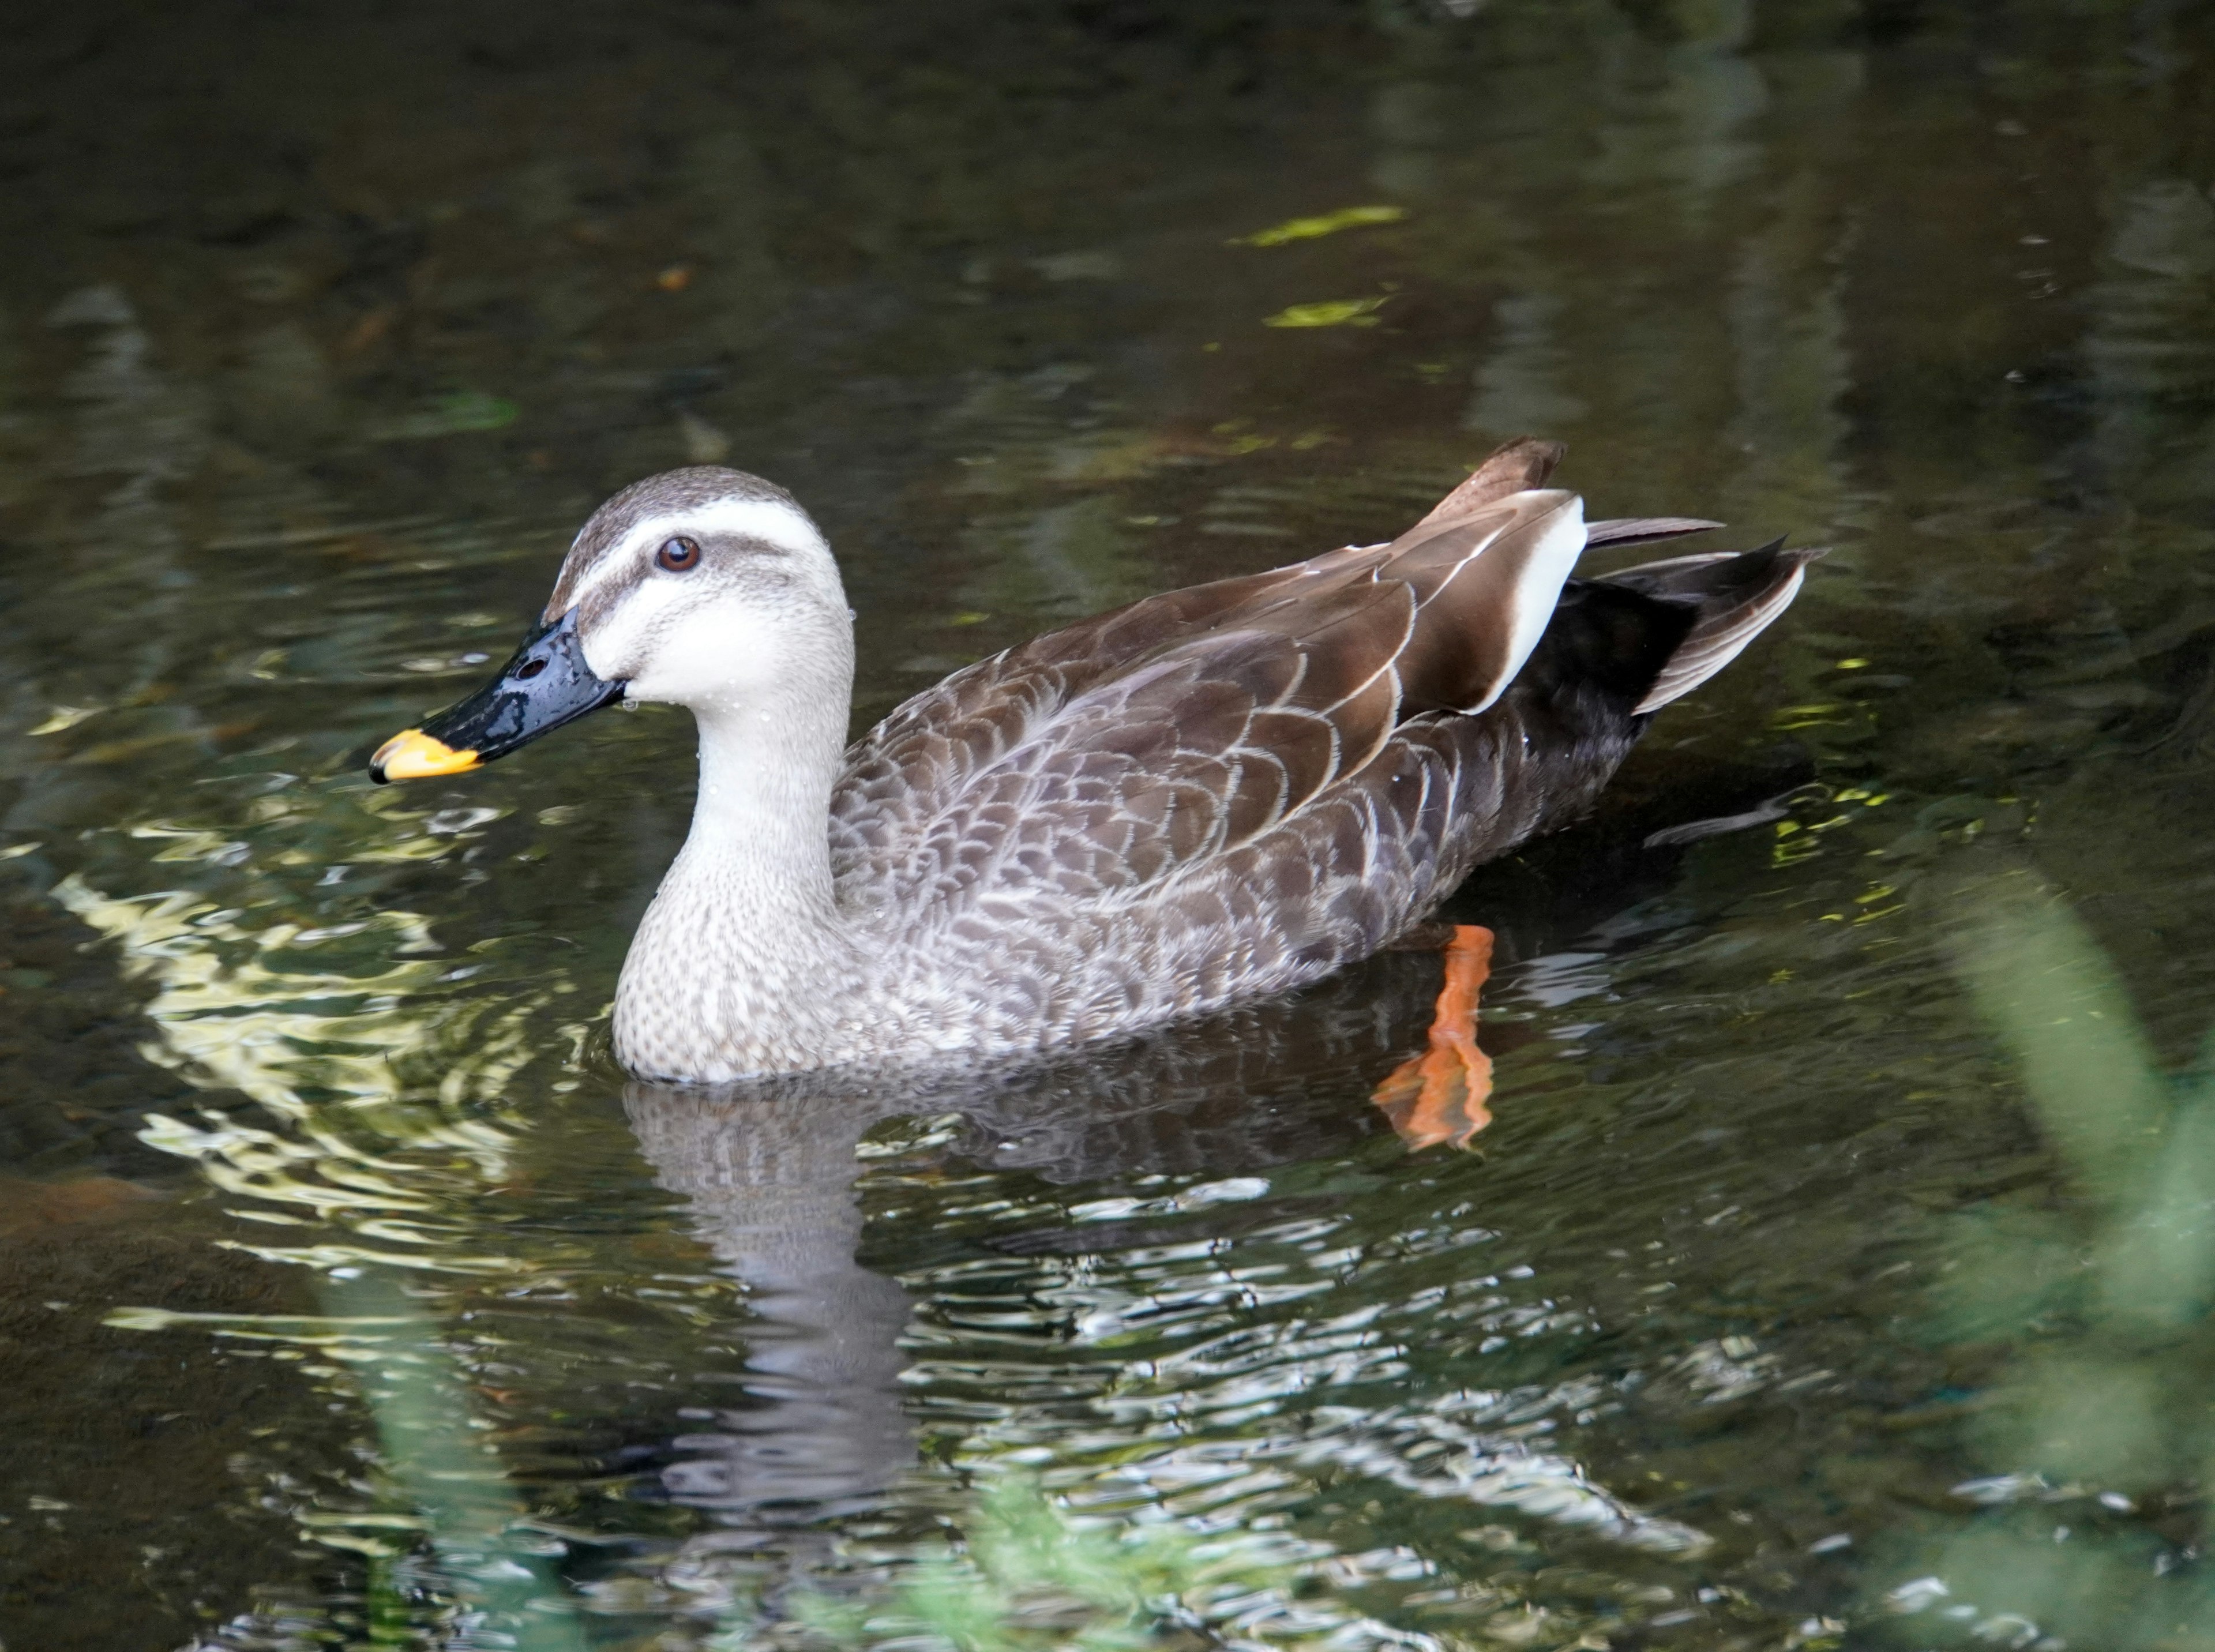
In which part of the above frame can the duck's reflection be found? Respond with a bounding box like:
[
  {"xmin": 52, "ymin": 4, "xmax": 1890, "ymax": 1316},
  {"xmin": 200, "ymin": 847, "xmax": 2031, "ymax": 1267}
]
[
  {"xmin": 627, "ymin": 1085, "xmax": 917, "ymax": 1529},
  {"xmin": 621, "ymin": 970, "xmax": 1428, "ymax": 1548}
]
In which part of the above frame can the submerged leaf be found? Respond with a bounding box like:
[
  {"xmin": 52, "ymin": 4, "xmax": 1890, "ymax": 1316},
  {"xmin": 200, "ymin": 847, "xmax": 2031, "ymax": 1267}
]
[
  {"xmin": 1233, "ymin": 205, "xmax": 1406, "ymax": 246},
  {"xmin": 1262, "ymin": 297, "xmax": 1389, "ymax": 329},
  {"xmin": 371, "ymin": 391, "xmax": 520, "ymax": 441}
]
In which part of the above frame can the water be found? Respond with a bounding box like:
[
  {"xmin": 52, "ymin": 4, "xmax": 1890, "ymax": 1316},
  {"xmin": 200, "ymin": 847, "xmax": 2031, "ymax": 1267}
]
[{"xmin": 3, "ymin": 1, "xmax": 2214, "ymax": 1646}]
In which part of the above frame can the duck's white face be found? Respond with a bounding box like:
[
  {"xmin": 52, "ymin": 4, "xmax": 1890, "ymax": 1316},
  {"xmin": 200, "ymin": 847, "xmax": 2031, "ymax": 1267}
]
[
  {"xmin": 553, "ymin": 469, "xmax": 851, "ymax": 714},
  {"xmin": 369, "ymin": 468, "xmax": 852, "ymax": 783}
]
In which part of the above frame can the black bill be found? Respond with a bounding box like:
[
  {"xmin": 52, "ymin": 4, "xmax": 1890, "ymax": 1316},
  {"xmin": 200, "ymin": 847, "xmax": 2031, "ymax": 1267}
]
[{"xmin": 369, "ymin": 608, "xmax": 624, "ymax": 783}]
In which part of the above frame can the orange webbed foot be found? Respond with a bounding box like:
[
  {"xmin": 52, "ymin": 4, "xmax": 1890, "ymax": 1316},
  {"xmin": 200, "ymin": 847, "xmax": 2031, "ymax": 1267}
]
[{"xmin": 1372, "ymin": 925, "xmax": 1496, "ymax": 1151}]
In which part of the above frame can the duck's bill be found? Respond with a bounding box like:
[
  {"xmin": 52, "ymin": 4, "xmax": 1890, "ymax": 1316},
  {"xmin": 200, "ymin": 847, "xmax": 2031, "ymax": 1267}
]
[{"xmin": 370, "ymin": 609, "xmax": 624, "ymax": 784}]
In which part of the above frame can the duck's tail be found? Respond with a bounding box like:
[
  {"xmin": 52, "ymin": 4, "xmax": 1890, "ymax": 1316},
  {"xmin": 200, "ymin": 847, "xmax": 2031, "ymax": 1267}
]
[
  {"xmin": 1406, "ymin": 435, "xmax": 1817, "ymax": 718},
  {"xmin": 1598, "ymin": 542, "xmax": 1823, "ymax": 714}
]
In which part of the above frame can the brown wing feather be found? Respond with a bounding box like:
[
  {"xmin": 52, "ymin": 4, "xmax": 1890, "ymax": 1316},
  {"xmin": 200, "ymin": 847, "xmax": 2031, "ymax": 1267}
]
[
  {"xmin": 1403, "ymin": 435, "xmax": 1564, "ymax": 531},
  {"xmin": 831, "ymin": 484, "xmax": 1584, "ymax": 917}
]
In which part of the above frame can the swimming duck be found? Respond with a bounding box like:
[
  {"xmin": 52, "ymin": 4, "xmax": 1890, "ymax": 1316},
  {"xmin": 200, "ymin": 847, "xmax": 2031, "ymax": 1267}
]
[{"xmin": 371, "ymin": 438, "xmax": 1812, "ymax": 1085}]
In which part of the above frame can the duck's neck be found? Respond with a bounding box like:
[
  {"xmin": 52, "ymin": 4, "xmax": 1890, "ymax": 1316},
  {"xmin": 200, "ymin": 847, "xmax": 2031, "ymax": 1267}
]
[
  {"xmin": 688, "ymin": 697, "xmax": 848, "ymax": 915},
  {"xmin": 614, "ymin": 681, "xmax": 863, "ymax": 1079}
]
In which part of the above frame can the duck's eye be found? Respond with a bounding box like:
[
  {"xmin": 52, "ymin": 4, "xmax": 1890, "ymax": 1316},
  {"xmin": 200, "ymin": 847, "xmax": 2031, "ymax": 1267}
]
[{"xmin": 656, "ymin": 536, "xmax": 702, "ymax": 572}]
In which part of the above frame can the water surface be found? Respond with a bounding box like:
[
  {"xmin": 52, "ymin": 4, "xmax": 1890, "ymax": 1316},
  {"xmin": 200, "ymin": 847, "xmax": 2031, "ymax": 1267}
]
[{"xmin": 4, "ymin": 1, "xmax": 2215, "ymax": 1647}]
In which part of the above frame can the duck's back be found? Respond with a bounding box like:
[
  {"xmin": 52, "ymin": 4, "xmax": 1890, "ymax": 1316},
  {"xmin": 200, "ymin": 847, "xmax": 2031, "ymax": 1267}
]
[{"xmin": 825, "ymin": 441, "xmax": 1812, "ymax": 1053}]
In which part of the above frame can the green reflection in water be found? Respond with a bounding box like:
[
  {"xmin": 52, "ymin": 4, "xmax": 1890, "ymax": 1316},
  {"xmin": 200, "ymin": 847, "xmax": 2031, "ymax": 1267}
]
[
  {"xmin": 763, "ymin": 1475, "xmax": 1311, "ymax": 1651},
  {"xmin": 326, "ymin": 1271, "xmax": 587, "ymax": 1652},
  {"xmin": 111, "ymin": 1285, "xmax": 595, "ymax": 1649},
  {"xmin": 1883, "ymin": 877, "xmax": 2215, "ymax": 1648}
]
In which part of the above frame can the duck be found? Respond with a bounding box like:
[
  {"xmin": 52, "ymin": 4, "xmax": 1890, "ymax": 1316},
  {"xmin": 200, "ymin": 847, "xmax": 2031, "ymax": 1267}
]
[{"xmin": 370, "ymin": 437, "xmax": 1814, "ymax": 1087}]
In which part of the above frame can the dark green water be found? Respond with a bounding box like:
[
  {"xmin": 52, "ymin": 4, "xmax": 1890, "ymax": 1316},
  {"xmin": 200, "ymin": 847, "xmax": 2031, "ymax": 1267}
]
[{"xmin": 4, "ymin": 1, "xmax": 2215, "ymax": 1647}]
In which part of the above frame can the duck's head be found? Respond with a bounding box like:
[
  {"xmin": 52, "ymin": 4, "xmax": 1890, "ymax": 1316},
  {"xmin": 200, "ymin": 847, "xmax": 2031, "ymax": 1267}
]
[{"xmin": 370, "ymin": 467, "xmax": 848, "ymax": 783}]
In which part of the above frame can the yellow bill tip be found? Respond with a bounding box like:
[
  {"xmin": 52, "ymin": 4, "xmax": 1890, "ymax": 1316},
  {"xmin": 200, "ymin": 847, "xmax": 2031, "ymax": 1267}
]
[{"xmin": 370, "ymin": 729, "xmax": 481, "ymax": 782}]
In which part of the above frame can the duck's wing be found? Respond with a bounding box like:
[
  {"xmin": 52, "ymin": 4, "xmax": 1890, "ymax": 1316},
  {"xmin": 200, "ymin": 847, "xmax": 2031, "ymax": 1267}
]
[{"xmin": 829, "ymin": 483, "xmax": 1596, "ymax": 915}]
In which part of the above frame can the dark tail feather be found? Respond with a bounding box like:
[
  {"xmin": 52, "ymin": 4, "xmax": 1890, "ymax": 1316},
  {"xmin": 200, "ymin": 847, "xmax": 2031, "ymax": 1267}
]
[
  {"xmin": 1600, "ymin": 539, "xmax": 1822, "ymax": 714},
  {"xmin": 1584, "ymin": 516, "xmax": 1722, "ymax": 550}
]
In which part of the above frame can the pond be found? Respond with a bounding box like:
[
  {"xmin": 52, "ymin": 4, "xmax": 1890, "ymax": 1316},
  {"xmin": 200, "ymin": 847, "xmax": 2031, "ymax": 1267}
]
[{"xmin": 4, "ymin": 1, "xmax": 2215, "ymax": 1647}]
